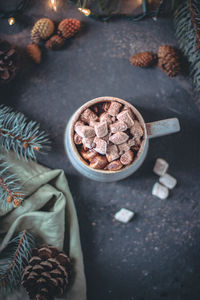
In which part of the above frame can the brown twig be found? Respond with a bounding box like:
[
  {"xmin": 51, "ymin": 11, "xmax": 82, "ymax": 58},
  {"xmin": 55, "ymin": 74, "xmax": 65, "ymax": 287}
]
[{"xmin": 0, "ymin": 128, "xmax": 39, "ymax": 150}]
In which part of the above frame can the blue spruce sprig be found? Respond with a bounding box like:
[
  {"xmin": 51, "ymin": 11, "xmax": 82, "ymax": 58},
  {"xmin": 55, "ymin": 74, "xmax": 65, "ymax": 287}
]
[
  {"xmin": 0, "ymin": 158, "xmax": 24, "ymax": 210},
  {"xmin": 0, "ymin": 105, "xmax": 49, "ymax": 160},
  {"xmin": 0, "ymin": 230, "xmax": 36, "ymax": 295}
]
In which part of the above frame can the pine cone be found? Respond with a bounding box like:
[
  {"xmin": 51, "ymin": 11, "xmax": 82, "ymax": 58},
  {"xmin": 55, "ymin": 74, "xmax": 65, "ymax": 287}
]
[
  {"xmin": 129, "ymin": 52, "xmax": 157, "ymax": 67},
  {"xmin": 31, "ymin": 18, "xmax": 55, "ymax": 44},
  {"xmin": 22, "ymin": 245, "xmax": 71, "ymax": 300},
  {"xmin": 45, "ymin": 35, "xmax": 65, "ymax": 50},
  {"xmin": 57, "ymin": 19, "xmax": 81, "ymax": 39},
  {"xmin": 158, "ymin": 45, "xmax": 180, "ymax": 77},
  {"xmin": 0, "ymin": 40, "xmax": 18, "ymax": 84},
  {"xmin": 26, "ymin": 43, "xmax": 42, "ymax": 64}
]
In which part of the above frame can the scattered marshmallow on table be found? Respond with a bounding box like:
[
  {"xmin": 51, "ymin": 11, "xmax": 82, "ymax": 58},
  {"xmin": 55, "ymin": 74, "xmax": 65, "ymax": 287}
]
[
  {"xmin": 114, "ymin": 208, "xmax": 135, "ymax": 223},
  {"xmin": 152, "ymin": 182, "xmax": 169, "ymax": 200},
  {"xmin": 159, "ymin": 173, "xmax": 177, "ymax": 189},
  {"xmin": 153, "ymin": 158, "xmax": 169, "ymax": 176}
]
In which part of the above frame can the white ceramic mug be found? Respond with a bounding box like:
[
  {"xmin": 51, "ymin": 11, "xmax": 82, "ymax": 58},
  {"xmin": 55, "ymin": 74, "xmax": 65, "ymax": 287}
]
[{"xmin": 64, "ymin": 97, "xmax": 180, "ymax": 182}]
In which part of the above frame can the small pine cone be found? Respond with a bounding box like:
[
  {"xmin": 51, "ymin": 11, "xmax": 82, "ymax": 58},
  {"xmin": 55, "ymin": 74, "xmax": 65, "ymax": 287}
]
[
  {"xmin": 57, "ymin": 18, "xmax": 81, "ymax": 39},
  {"xmin": 158, "ymin": 45, "xmax": 180, "ymax": 77},
  {"xmin": 0, "ymin": 40, "xmax": 18, "ymax": 84},
  {"xmin": 45, "ymin": 35, "xmax": 65, "ymax": 50},
  {"xmin": 31, "ymin": 18, "xmax": 55, "ymax": 43},
  {"xmin": 129, "ymin": 52, "xmax": 157, "ymax": 67},
  {"xmin": 22, "ymin": 245, "xmax": 71, "ymax": 300},
  {"xmin": 26, "ymin": 43, "xmax": 42, "ymax": 64}
]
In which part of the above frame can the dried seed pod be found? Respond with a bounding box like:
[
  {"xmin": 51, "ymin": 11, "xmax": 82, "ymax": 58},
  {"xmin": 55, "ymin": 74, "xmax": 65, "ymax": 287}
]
[
  {"xmin": 58, "ymin": 18, "xmax": 81, "ymax": 39},
  {"xmin": 31, "ymin": 18, "xmax": 55, "ymax": 43},
  {"xmin": 129, "ymin": 52, "xmax": 157, "ymax": 67},
  {"xmin": 45, "ymin": 35, "xmax": 65, "ymax": 50},
  {"xmin": 26, "ymin": 43, "xmax": 42, "ymax": 64}
]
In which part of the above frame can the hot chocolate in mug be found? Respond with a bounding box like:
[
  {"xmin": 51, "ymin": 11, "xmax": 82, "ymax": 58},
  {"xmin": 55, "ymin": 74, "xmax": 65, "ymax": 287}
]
[{"xmin": 64, "ymin": 97, "xmax": 180, "ymax": 182}]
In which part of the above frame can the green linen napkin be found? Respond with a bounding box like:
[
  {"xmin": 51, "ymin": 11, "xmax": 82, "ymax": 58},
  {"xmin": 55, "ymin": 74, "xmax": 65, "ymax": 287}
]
[{"xmin": 0, "ymin": 152, "xmax": 86, "ymax": 300}]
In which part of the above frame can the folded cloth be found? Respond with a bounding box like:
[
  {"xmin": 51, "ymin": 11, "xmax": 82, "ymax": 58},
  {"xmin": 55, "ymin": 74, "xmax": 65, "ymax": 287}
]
[{"xmin": 0, "ymin": 152, "xmax": 86, "ymax": 300}]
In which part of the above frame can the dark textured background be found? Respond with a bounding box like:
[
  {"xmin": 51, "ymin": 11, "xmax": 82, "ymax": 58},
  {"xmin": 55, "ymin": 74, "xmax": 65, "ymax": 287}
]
[{"xmin": 0, "ymin": 1, "xmax": 200, "ymax": 299}]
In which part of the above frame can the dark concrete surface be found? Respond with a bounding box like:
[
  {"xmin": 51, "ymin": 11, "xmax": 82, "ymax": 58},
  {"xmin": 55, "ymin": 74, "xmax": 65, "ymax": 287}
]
[{"xmin": 1, "ymin": 1, "xmax": 200, "ymax": 300}]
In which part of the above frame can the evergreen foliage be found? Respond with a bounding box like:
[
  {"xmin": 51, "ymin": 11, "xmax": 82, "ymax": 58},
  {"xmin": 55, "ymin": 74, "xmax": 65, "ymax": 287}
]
[
  {"xmin": 0, "ymin": 230, "xmax": 36, "ymax": 295},
  {"xmin": 0, "ymin": 158, "xmax": 24, "ymax": 210},
  {"xmin": 174, "ymin": 0, "xmax": 200, "ymax": 100},
  {"xmin": 0, "ymin": 105, "xmax": 49, "ymax": 160}
]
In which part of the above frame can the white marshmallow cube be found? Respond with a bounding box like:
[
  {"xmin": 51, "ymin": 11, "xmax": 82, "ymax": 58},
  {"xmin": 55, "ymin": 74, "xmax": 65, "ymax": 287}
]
[
  {"xmin": 159, "ymin": 173, "xmax": 177, "ymax": 189},
  {"xmin": 153, "ymin": 158, "xmax": 169, "ymax": 176},
  {"xmin": 114, "ymin": 208, "xmax": 135, "ymax": 223},
  {"xmin": 152, "ymin": 182, "xmax": 169, "ymax": 200}
]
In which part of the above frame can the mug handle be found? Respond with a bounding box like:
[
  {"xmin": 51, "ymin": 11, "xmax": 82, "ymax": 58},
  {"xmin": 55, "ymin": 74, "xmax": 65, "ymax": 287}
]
[{"xmin": 146, "ymin": 118, "xmax": 180, "ymax": 139}]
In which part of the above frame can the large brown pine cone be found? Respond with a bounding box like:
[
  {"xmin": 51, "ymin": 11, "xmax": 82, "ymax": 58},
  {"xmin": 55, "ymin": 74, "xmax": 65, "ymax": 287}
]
[
  {"xmin": 158, "ymin": 45, "xmax": 180, "ymax": 77},
  {"xmin": 21, "ymin": 245, "xmax": 71, "ymax": 300},
  {"xmin": 57, "ymin": 19, "xmax": 81, "ymax": 39},
  {"xmin": 129, "ymin": 51, "xmax": 157, "ymax": 67},
  {"xmin": 0, "ymin": 40, "xmax": 18, "ymax": 84}
]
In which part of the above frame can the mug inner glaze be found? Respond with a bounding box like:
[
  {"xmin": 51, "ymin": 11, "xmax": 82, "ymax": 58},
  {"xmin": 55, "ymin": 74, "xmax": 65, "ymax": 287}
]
[{"xmin": 69, "ymin": 97, "xmax": 147, "ymax": 173}]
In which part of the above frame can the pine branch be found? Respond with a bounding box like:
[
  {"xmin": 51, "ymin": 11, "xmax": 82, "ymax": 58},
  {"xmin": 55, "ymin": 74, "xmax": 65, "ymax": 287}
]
[
  {"xmin": 188, "ymin": 0, "xmax": 200, "ymax": 49},
  {"xmin": 174, "ymin": 0, "xmax": 200, "ymax": 96},
  {"xmin": 0, "ymin": 159, "xmax": 24, "ymax": 210},
  {"xmin": 0, "ymin": 230, "xmax": 36, "ymax": 295},
  {"xmin": 0, "ymin": 105, "xmax": 50, "ymax": 160}
]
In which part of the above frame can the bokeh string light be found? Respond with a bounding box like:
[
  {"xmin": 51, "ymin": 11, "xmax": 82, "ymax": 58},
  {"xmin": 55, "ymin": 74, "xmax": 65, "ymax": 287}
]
[
  {"xmin": 73, "ymin": 0, "xmax": 166, "ymax": 21},
  {"xmin": 0, "ymin": 0, "xmax": 29, "ymax": 25}
]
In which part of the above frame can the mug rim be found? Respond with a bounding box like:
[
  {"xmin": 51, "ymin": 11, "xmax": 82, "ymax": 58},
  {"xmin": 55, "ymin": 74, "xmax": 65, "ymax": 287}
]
[{"xmin": 68, "ymin": 96, "xmax": 147, "ymax": 174}]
